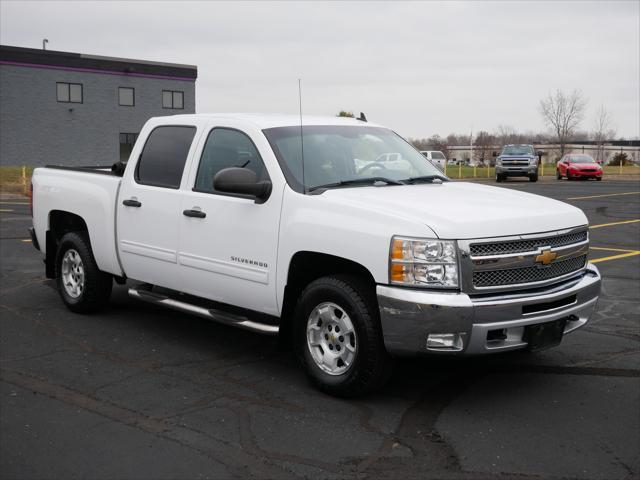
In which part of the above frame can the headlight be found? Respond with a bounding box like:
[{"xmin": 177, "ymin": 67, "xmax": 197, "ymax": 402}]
[
  {"xmin": 495, "ymin": 158, "xmax": 502, "ymax": 165},
  {"xmin": 390, "ymin": 236, "xmax": 459, "ymax": 288}
]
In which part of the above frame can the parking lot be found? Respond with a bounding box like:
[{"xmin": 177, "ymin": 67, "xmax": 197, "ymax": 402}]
[{"xmin": 1, "ymin": 179, "xmax": 638, "ymax": 480}]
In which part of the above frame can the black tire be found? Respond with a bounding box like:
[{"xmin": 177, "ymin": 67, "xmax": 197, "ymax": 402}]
[
  {"xmin": 55, "ymin": 232, "xmax": 112, "ymax": 313},
  {"xmin": 496, "ymin": 173, "xmax": 505, "ymax": 182},
  {"xmin": 556, "ymin": 170, "xmax": 562, "ymax": 180},
  {"xmin": 293, "ymin": 275, "xmax": 392, "ymax": 397},
  {"xmin": 529, "ymin": 171, "xmax": 539, "ymax": 182},
  {"xmin": 596, "ymin": 177, "xmax": 602, "ymax": 181}
]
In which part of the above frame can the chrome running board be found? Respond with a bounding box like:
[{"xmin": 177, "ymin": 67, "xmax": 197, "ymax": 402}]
[{"xmin": 128, "ymin": 285, "xmax": 279, "ymax": 335}]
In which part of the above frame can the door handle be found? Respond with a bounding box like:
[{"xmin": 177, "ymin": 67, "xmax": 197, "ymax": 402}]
[
  {"xmin": 183, "ymin": 209, "xmax": 206, "ymax": 218},
  {"xmin": 123, "ymin": 199, "xmax": 142, "ymax": 207}
]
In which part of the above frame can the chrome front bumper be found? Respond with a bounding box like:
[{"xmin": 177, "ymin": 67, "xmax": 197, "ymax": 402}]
[
  {"xmin": 377, "ymin": 264, "xmax": 601, "ymax": 355},
  {"xmin": 496, "ymin": 165, "xmax": 537, "ymax": 175}
]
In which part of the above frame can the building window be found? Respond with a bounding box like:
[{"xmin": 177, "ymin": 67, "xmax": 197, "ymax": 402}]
[
  {"xmin": 57, "ymin": 82, "xmax": 83, "ymax": 103},
  {"xmin": 162, "ymin": 90, "xmax": 184, "ymax": 109},
  {"xmin": 119, "ymin": 87, "xmax": 135, "ymax": 106},
  {"xmin": 119, "ymin": 133, "xmax": 139, "ymax": 162}
]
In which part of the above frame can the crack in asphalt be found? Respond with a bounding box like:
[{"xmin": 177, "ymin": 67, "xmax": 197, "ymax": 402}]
[{"xmin": 0, "ymin": 368, "xmax": 301, "ymax": 479}]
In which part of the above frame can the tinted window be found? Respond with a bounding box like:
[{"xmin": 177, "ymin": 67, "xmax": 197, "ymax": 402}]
[
  {"xmin": 431, "ymin": 152, "xmax": 446, "ymax": 159},
  {"xmin": 194, "ymin": 128, "xmax": 268, "ymax": 193},
  {"xmin": 136, "ymin": 126, "xmax": 196, "ymax": 188}
]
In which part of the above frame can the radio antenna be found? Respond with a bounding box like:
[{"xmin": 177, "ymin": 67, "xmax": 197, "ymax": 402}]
[{"xmin": 298, "ymin": 78, "xmax": 306, "ymax": 194}]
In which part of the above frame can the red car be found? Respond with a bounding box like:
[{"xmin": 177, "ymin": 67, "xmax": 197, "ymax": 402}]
[{"xmin": 556, "ymin": 154, "xmax": 603, "ymax": 181}]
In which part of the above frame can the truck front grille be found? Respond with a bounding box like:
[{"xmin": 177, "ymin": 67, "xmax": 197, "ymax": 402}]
[
  {"xmin": 473, "ymin": 255, "xmax": 587, "ymax": 287},
  {"xmin": 502, "ymin": 160, "xmax": 529, "ymax": 166},
  {"xmin": 470, "ymin": 229, "xmax": 588, "ymax": 256}
]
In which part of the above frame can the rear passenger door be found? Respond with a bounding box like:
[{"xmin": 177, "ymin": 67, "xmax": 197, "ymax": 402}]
[
  {"xmin": 117, "ymin": 125, "xmax": 198, "ymax": 290},
  {"xmin": 178, "ymin": 126, "xmax": 281, "ymax": 315}
]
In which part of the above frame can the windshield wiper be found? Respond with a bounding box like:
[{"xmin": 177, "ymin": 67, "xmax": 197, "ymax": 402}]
[
  {"xmin": 308, "ymin": 177, "xmax": 404, "ymax": 193},
  {"xmin": 403, "ymin": 174, "xmax": 449, "ymax": 184}
]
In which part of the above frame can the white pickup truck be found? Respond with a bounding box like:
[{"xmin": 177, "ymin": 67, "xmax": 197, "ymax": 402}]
[{"xmin": 30, "ymin": 114, "xmax": 601, "ymax": 396}]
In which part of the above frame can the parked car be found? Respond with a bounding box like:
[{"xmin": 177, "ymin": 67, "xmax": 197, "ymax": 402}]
[
  {"xmin": 494, "ymin": 144, "xmax": 541, "ymax": 182},
  {"xmin": 557, "ymin": 154, "xmax": 603, "ymax": 181},
  {"xmin": 30, "ymin": 114, "xmax": 601, "ymax": 397},
  {"xmin": 420, "ymin": 150, "xmax": 447, "ymax": 170}
]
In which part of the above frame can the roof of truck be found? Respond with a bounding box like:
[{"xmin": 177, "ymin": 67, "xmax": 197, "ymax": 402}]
[{"xmin": 152, "ymin": 113, "xmax": 383, "ymax": 129}]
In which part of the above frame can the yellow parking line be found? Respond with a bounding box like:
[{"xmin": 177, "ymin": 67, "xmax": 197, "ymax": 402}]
[
  {"xmin": 0, "ymin": 209, "xmax": 14, "ymax": 212},
  {"xmin": 0, "ymin": 202, "xmax": 29, "ymax": 205},
  {"xmin": 567, "ymin": 191, "xmax": 640, "ymax": 200},
  {"xmin": 590, "ymin": 251, "xmax": 640, "ymax": 264},
  {"xmin": 589, "ymin": 219, "xmax": 640, "ymax": 229},
  {"xmin": 21, "ymin": 239, "xmax": 32, "ymax": 243},
  {"xmin": 590, "ymin": 247, "xmax": 638, "ymax": 253}
]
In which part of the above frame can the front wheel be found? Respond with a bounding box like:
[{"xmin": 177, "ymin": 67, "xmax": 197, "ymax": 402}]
[
  {"xmin": 496, "ymin": 173, "xmax": 505, "ymax": 182},
  {"xmin": 56, "ymin": 232, "xmax": 112, "ymax": 313},
  {"xmin": 294, "ymin": 275, "xmax": 392, "ymax": 397},
  {"xmin": 556, "ymin": 170, "xmax": 562, "ymax": 180},
  {"xmin": 529, "ymin": 171, "xmax": 539, "ymax": 182}
]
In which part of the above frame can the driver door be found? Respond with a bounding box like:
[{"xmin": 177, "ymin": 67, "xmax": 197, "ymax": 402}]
[{"xmin": 177, "ymin": 126, "xmax": 281, "ymax": 315}]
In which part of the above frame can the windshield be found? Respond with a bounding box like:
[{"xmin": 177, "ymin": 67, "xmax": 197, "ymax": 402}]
[
  {"xmin": 263, "ymin": 125, "xmax": 446, "ymax": 192},
  {"xmin": 568, "ymin": 155, "xmax": 596, "ymax": 164},
  {"xmin": 501, "ymin": 145, "xmax": 534, "ymax": 156}
]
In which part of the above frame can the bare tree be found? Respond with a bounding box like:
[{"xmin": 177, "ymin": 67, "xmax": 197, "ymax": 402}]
[
  {"xmin": 473, "ymin": 130, "xmax": 495, "ymax": 164},
  {"xmin": 592, "ymin": 105, "xmax": 616, "ymax": 163},
  {"xmin": 496, "ymin": 125, "xmax": 518, "ymax": 145},
  {"xmin": 539, "ymin": 89, "xmax": 587, "ymax": 157}
]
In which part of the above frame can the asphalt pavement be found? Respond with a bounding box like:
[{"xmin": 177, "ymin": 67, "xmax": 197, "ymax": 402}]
[{"xmin": 1, "ymin": 178, "xmax": 638, "ymax": 480}]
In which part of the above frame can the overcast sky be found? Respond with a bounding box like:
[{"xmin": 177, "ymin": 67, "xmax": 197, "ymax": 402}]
[{"xmin": 1, "ymin": 1, "xmax": 638, "ymax": 139}]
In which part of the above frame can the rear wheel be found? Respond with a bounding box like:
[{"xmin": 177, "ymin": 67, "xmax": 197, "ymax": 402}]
[
  {"xmin": 294, "ymin": 275, "xmax": 392, "ymax": 397},
  {"xmin": 56, "ymin": 232, "xmax": 112, "ymax": 313}
]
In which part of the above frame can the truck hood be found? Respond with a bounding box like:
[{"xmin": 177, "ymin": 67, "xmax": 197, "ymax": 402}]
[{"xmin": 322, "ymin": 182, "xmax": 587, "ymax": 239}]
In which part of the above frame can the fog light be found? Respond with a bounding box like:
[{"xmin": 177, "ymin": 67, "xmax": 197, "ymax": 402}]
[{"xmin": 426, "ymin": 333, "xmax": 463, "ymax": 351}]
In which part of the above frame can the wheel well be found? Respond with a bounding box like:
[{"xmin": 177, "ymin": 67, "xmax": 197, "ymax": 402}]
[
  {"xmin": 279, "ymin": 251, "xmax": 377, "ymax": 345},
  {"xmin": 45, "ymin": 211, "xmax": 89, "ymax": 278}
]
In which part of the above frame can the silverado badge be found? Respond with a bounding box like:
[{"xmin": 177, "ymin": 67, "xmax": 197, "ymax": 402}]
[{"xmin": 535, "ymin": 249, "xmax": 558, "ymax": 266}]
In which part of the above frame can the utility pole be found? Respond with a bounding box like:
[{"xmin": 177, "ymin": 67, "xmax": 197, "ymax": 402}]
[{"xmin": 469, "ymin": 128, "xmax": 473, "ymax": 166}]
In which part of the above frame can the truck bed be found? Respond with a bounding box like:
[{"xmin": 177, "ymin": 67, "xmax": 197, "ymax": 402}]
[
  {"xmin": 45, "ymin": 164, "xmax": 124, "ymax": 176},
  {"xmin": 32, "ymin": 166, "xmax": 124, "ymax": 277}
]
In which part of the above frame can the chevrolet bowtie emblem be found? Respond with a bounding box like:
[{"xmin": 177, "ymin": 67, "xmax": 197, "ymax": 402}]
[{"xmin": 536, "ymin": 249, "xmax": 557, "ymax": 265}]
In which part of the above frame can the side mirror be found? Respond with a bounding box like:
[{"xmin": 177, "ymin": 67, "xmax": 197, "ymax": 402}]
[
  {"xmin": 213, "ymin": 167, "xmax": 271, "ymax": 203},
  {"xmin": 492, "ymin": 151, "xmax": 498, "ymax": 157}
]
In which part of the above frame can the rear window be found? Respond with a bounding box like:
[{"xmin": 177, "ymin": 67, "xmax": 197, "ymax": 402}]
[
  {"xmin": 431, "ymin": 152, "xmax": 445, "ymax": 160},
  {"xmin": 135, "ymin": 126, "xmax": 196, "ymax": 188}
]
